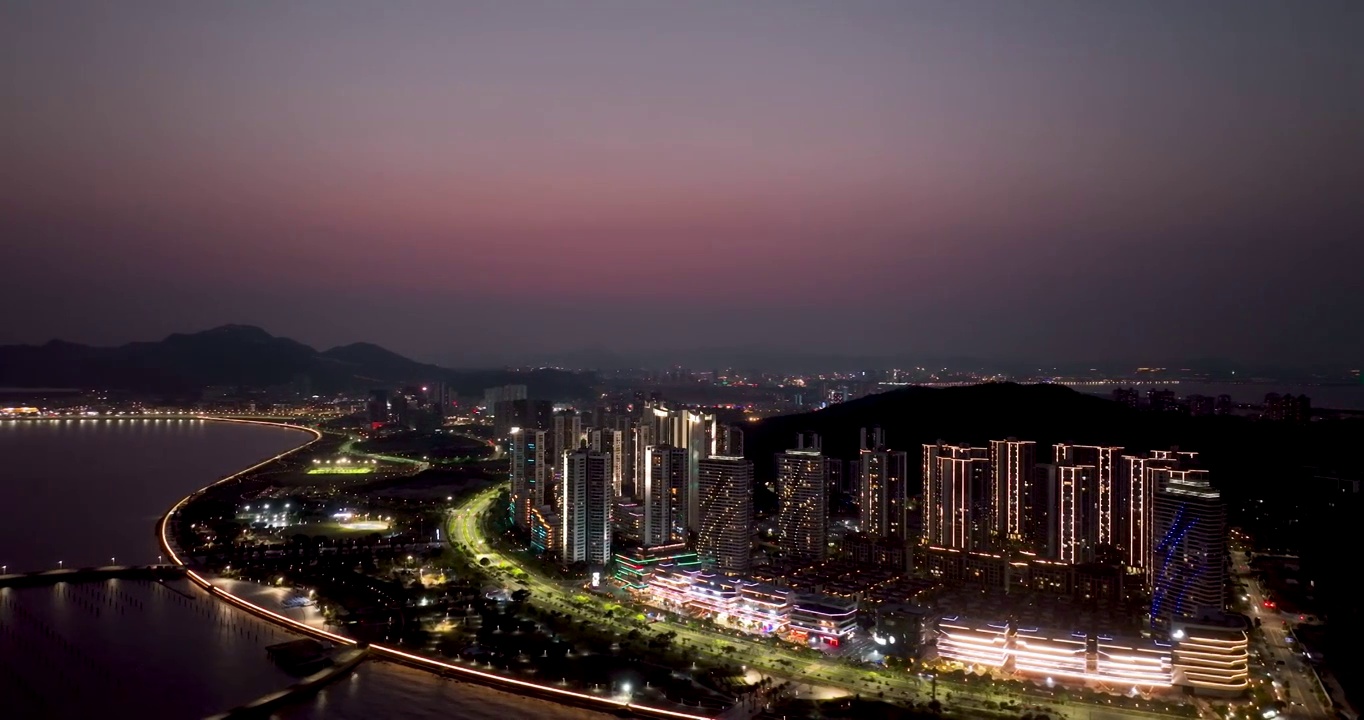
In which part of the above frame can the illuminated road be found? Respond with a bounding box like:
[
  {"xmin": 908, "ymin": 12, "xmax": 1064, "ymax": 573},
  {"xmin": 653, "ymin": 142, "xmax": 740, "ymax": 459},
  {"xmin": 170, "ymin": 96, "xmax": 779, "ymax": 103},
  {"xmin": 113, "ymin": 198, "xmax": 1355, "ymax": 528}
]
[
  {"xmin": 1233, "ymin": 549, "xmax": 1331, "ymax": 719},
  {"xmin": 449, "ymin": 486, "xmax": 1172, "ymax": 720},
  {"xmin": 337, "ymin": 436, "xmax": 430, "ymax": 469},
  {"xmin": 159, "ymin": 421, "xmax": 711, "ymax": 720},
  {"xmin": 339, "ymin": 429, "xmax": 502, "ymax": 466}
]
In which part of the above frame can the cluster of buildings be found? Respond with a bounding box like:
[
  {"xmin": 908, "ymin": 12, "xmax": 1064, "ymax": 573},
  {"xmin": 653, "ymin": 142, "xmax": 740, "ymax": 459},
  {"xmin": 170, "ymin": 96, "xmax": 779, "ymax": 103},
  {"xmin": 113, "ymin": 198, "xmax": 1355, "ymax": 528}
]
[
  {"xmin": 1111, "ymin": 386, "xmax": 1313, "ymax": 422},
  {"xmin": 494, "ymin": 395, "xmax": 1245, "ymax": 694},
  {"xmin": 916, "ymin": 440, "xmax": 1226, "ymax": 628},
  {"xmin": 915, "ymin": 439, "xmax": 1244, "ymax": 694},
  {"xmin": 504, "ymin": 400, "xmax": 752, "ymax": 571},
  {"xmin": 1262, "ymin": 392, "xmax": 1311, "ymax": 422},
  {"xmin": 366, "ymin": 384, "xmax": 453, "ymax": 431},
  {"xmin": 1111, "ymin": 387, "xmax": 1234, "ymax": 415}
]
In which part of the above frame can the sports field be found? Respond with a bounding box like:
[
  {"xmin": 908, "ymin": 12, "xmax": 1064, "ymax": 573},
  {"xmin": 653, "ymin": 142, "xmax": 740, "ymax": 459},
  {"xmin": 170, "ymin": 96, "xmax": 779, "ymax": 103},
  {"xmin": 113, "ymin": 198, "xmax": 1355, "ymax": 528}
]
[
  {"xmin": 282, "ymin": 519, "xmax": 392, "ymax": 538},
  {"xmin": 306, "ymin": 466, "xmax": 374, "ymax": 475}
]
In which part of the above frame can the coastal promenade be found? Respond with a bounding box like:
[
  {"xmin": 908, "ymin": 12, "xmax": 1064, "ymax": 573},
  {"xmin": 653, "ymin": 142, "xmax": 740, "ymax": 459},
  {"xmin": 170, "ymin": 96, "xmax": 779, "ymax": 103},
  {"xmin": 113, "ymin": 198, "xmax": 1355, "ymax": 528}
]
[{"xmin": 158, "ymin": 417, "xmax": 712, "ymax": 720}]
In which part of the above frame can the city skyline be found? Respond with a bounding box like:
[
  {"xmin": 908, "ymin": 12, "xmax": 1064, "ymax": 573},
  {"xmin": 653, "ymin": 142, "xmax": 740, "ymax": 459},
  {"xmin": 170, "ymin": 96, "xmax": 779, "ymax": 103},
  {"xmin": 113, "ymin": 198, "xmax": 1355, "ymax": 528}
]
[
  {"xmin": 4, "ymin": 1, "xmax": 1362, "ymax": 366},
  {"xmin": 3, "ymin": 2, "xmax": 1358, "ymax": 716}
]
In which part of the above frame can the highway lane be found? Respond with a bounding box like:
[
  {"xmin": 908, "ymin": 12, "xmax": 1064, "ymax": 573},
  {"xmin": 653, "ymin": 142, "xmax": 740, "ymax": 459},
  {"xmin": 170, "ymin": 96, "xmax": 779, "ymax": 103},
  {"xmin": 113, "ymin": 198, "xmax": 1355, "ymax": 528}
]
[
  {"xmin": 447, "ymin": 486, "xmax": 1173, "ymax": 720},
  {"xmin": 1233, "ymin": 549, "xmax": 1331, "ymax": 719}
]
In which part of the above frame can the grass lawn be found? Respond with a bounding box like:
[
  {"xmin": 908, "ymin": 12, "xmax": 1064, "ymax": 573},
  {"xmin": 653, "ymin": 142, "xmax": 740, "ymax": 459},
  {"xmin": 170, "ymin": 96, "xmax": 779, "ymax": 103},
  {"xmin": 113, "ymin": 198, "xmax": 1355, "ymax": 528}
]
[{"xmin": 306, "ymin": 466, "xmax": 375, "ymax": 475}]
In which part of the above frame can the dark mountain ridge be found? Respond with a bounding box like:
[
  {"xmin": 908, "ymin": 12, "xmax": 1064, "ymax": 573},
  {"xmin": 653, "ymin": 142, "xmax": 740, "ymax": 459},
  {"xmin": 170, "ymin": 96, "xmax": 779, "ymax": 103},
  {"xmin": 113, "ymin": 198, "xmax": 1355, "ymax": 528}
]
[{"xmin": 0, "ymin": 325, "xmax": 593, "ymax": 399}]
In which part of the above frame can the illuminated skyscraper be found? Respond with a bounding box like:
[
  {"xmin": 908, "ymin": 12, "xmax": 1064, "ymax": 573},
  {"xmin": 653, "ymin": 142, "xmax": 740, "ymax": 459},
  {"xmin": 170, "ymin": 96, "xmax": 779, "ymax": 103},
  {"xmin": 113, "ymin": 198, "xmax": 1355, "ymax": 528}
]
[
  {"xmin": 544, "ymin": 411, "xmax": 584, "ymax": 512},
  {"xmin": 612, "ymin": 414, "xmax": 637, "ymax": 497},
  {"xmin": 560, "ymin": 448, "xmax": 612, "ymax": 566},
  {"xmin": 697, "ymin": 455, "xmax": 754, "ymax": 574},
  {"xmin": 1122, "ymin": 449, "xmax": 1200, "ymax": 578},
  {"xmin": 714, "ymin": 423, "xmax": 745, "ymax": 457},
  {"xmin": 1052, "ymin": 463, "xmax": 1097, "ymax": 564},
  {"xmin": 859, "ymin": 427, "xmax": 909, "ymax": 539},
  {"xmin": 1151, "ymin": 469, "xmax": 1225, "ymax": 625},
  {"xmin": 1054, "ymin": 444, "xmax": 1123, "ymax": 549},
  {"xmin": 633, "ymin": 417, "xmax": 655, "ymax": 503},
  {"xmin": 921, "ymin": 442, "xmax": 991, "ymax": 551},
  {"xmin": 589, "ymin": 427, "xmax": 625, "ymax": 497},
  {"xmin": 643, "ymin": 445, "xmax": 686, "ymax": 546},
  {"xmin": 553, "ymin": 411, "xmax": 585, "ymax": 460},
  {"xmin": 989, "ymin": 438, "xmax": 1037, "ymax": 547},
  {"xmin": 777, "ymin": 434, "xmax": 828, "ymax": 562},
  {"xmin": 640, "ymin": 404, "xmax": 715, "ymax": 534},
  {"xmin": 509, "ymin": 427, "xmax": 549, "ymax": 530}
]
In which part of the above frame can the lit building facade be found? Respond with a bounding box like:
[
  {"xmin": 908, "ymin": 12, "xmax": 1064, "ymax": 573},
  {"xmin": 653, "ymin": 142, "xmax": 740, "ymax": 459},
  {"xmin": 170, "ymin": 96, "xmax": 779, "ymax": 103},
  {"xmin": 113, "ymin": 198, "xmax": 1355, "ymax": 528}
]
[
  {"xmin": 1054, "ymin": 444, "xmax": 1123, "ymax": 549},
  {"xmin": 530, "ymin": 505, "xmax": 559, "ymax": 556},
  {"xmin": 1053, "ymin": 463, "xmax": 1097, "ymax": 564},
  {"xmin": 937, "ymin": 617, "xmax": 1177, "ymax": 689},
  {"xmin": 509, "ymin": 427, "xmax": 549, "ymax": 530},
  {"xmin": 697, "ymin": 455, "xmax": 754, "ymax": 574},
  {"xmin": 872, "ymin": 604, "xmax": 930, "ymax": 658},
  {"xmin": 1121, "ymin": 449, "xmax": 1200, "ymax": 580},
  {"xmin": 640, "ymin": 404, "xmax": 716, "ymax": 534},
  {"xmin": 989, "ymin": 438, "xmax": 1037, "ymax": 547},
  {"xmin": 715, "ymin": 423, "xmax": 745, "ymax": 457},
  {"xmin": 859, "ymin": 427, "xmax": 909, "ymax": 539},
  {"xmin": 643, "ymin": 445, "xmax": 686, "ymax": 546},
  {"xmin": 1169, "ymin": 614, "xmax": 1249, "ymax": 696},
  {"xmin": 560, "ymin": 448, "xmax": 612, "ymax": 566},
  {"xmin": 1151, "ymin": 469, "xmax": 1225, "ymax": 625},
  {"xmin": 922, "ymin": 442, "xmax": 992, "ymax": 551},
  {"xmin": 788, "ymin": 595, "xmax": 859, "ymax": 647},
  {"xmin": 612, "ymin": 500, "xmax": 644, "ymax": 544},
  {"xmin": 613, "ymin": 544, "xmax": 698, "ymax": 590},
  {"xmin": 777, "ymin": 434, "xmax": 828, "ymax": 561},
  {"xmin": 644, "ymin": 565, "xmax": 791, "ymax": 635},
  {"xmin": 552, "ymin": 411, "xmax": 584, "ymax": 473},
  {"xmin": 589, "ymin": 427, "xmax": 626, "ymax": 497}
]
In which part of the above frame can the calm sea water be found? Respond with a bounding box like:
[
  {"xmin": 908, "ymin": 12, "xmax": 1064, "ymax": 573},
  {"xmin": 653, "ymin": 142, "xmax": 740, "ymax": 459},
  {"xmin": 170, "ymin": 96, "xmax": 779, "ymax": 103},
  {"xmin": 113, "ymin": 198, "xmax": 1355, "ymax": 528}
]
[
  {"xmin": 0, "ymin": 420, "xmax": 603, "ymax": 719},
  {"xmin": 0, "ymin": 418, "xmax": 310, "ymax": 572}
]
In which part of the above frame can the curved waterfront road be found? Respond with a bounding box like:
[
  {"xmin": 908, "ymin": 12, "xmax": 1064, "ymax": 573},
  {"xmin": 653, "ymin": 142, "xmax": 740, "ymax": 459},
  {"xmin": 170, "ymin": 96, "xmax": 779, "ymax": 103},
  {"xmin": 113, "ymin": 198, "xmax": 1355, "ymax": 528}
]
[
  {"xmin": 159, "ymin": 419, "xmax": 710, "ymax": 720},
  {"xmin": 449, "ymin": 487, "xmax": 941, "ymax": 705}
]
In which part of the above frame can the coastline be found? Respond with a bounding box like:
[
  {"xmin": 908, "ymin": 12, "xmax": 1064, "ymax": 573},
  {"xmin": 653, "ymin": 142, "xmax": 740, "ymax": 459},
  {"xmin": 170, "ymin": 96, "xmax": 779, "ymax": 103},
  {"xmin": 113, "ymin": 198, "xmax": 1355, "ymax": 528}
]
[{"xmin": 157, "ymin": 417, "xmax": 711, "ymax": 720}]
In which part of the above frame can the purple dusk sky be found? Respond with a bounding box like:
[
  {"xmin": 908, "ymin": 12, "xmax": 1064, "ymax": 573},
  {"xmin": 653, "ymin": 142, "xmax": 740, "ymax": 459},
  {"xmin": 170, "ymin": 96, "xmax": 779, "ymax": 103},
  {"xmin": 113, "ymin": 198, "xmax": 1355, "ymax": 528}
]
[{"xmin": 3, "ymin": 1, "xmax": 1361, "ymax": 366}]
